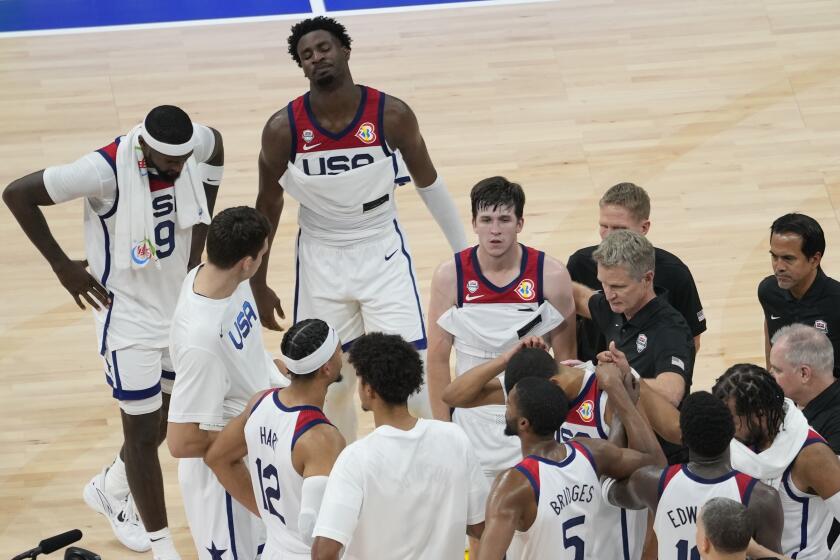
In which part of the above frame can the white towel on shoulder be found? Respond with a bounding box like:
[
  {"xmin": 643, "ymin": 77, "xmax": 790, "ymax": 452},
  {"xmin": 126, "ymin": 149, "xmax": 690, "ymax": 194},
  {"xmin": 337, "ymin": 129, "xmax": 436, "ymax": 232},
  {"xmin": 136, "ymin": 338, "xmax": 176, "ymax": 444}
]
[
  {"xmin": 729, "ymin": 398, "xmax": 809, "ymax": 489},
  {"xmin": 114, "ymin": 124, "xmax": 210, "ymax": 270}
]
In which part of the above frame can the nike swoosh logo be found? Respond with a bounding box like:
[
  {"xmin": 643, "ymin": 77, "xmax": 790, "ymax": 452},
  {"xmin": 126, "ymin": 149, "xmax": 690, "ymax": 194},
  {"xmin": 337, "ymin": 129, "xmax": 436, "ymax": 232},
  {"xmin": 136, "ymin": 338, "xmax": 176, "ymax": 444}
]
[
  {"xmin": 464, "ymin": 294, "xmax": 484, "ymax": 302},
  {"xmin": 302, "ymin": 143, "xmax": 322, "ymax": 151},
  {"xmin": 385, "ymin": 250, "xmax": 398, "ymax": 261},
  {"xmin": 151, "ymin": 537, "xmax": 165, "ymax": 542},
  {"xmin": 517, "ymin": 307, "xmax": 532, "ymax": 312},
  {"xmin": 770, "ymin": 315, "xmax": 781, "ymax": 320}
]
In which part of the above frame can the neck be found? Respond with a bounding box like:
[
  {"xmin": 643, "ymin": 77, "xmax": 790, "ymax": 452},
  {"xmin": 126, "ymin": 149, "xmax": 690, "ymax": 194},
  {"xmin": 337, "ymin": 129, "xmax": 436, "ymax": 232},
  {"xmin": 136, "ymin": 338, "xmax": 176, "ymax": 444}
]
[
  {"xmin": 799, "ymin": 376, "xmax": 835, "ymax": 408},
  {"xmin": 708, "ymin": 550, "xmax": 746, "ymax": 560},
  {"xmin": 372, "ymin": 402, "xmax": 417, "ymax": 431},
  {"xmin": 624, "ymin": 289, "xmax": 656, "ymax": 321},
  {"xmin": 476, "ymin": 243, "xmax": 522, "ymax": 274},
  {"xmin": 520, "ymin": 434, "xmax": 563, "ymax": 459},
  {"xmin": 687, "ymin": 450, "xmax": 731, "ymax": 474},
  {"xmin": 790, "ymin": 268, "xmax": 819, "ymax": 299},
  {"xmin": 310, "ymin": 79, "xmax": 358, "ymax": 113},
  {"xmin": 279, "ymin": 379, "xmax": 329, "ymax": 409},
  {"xmin": 193, "ymin": 263, "xmax": 241, "ymax": 299}
]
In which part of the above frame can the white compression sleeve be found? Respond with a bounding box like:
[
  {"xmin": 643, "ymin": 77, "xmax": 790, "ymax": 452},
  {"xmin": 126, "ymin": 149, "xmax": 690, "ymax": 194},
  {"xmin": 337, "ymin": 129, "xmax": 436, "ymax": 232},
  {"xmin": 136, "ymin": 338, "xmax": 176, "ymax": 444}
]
[
  {"xmin": 825, "ymin": 490, "xmax": 840, "ymax": 521},
  {"xmin": 416, "ymin": 176, "xmax": 468, "ymax": 251},
  {"xmin": 299, "ymin": 475, "xmax": 329, "ymax": 546}
]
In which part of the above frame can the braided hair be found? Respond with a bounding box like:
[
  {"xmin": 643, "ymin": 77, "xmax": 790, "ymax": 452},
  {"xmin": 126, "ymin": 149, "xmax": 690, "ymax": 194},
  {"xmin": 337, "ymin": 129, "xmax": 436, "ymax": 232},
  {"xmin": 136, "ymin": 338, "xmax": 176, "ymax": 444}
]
[
  {"xmin": 712, "ymin": 363, "xmax": 786, "ymax": 449},
  {"xmin": 281, "ymin": 319, "xmax": 331, "ymax": 379}
]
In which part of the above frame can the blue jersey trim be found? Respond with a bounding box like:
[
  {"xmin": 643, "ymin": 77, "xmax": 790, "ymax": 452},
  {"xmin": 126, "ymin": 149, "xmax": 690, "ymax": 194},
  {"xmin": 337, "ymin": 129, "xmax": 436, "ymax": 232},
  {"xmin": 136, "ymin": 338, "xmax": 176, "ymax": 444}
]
[
  {"xmin": 303, "ymin": 85, "xmax": 368, "ymax": 141},
  {"xmin": 680, "ymin": 465, "xmax": 738, "ymax": 485},
  {"xmin": 514, "ymin": 464, "xmax": 540, "ymax": 504},
  {"xmin": 99, "ymin": 293, "xmax": 114, "ymax": 356},
  {"xmin": 291, "ymin": 418, "xmax": 331, "ymax": 451},
  {"xmin": 378, "ymin": 91, "xmax": 391, "ymax": 157},
  {"xmin": 272, "ymin": 390, "xmax": 324, "ymax": 413},
  {"xmin": 620, "ymin": 508, "xmax": 630, "ymax": 560},
  {"xmin": 455, "ymin": 251, "xmax": 465, "ymax": 307},
  {"xmin": 536, "ymin": 251, "xmax": 545, "ymax": 304},
  {"xmin": 470, "ymin": 243, "xmax": 529, "ymax": 293},
  {"xmin": 161, "ymin": 369, "xmax": 176, "ymax": 381},
  {"xmin": 286, "ymin": 102, "xmax": 298, "ymax": 164},
  {"xmin": 292, "ymin": 230, "xmax": 301, "ymax": 324}
]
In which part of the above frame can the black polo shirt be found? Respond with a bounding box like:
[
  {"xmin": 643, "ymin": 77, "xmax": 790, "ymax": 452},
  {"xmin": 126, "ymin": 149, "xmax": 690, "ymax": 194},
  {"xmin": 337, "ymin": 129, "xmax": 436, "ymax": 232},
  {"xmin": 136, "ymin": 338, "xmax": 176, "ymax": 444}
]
[
  {"xmin": 569, "ymin": 245, "xmax": 706, "ymax": 361},
  {"xmin": 588, "ymin": 293, "xmax": 695, "ymax": 388},
  {"xmin": 759, "ymin": 268, "xmax": 840, "ymax": 378},
  {"xmin": 803, "ymin": 380, "xmax": 840, "ymax": 454}
]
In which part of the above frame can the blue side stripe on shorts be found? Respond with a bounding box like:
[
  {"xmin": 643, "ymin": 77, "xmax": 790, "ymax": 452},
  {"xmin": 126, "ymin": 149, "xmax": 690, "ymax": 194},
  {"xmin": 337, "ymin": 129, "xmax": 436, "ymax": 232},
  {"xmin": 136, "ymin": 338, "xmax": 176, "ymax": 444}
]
[
  {"xmin": 105, "ymin": 350, "xmax": 162, "ymax": 400},
  {"xmin": 392, "ymin": 219, "xmax": 427, "ymax": 349},
  {"xmin": 225, "ymin": 492, "xmax": 239, "ymax": 560}
]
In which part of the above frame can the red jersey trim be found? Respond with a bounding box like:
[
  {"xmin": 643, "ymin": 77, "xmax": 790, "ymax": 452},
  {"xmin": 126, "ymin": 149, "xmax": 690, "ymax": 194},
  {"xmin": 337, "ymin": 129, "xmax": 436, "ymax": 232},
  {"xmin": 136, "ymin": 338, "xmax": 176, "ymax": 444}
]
[{"xmin": 515, "ymin": 457, "xmax": 541, "ymax": 504}]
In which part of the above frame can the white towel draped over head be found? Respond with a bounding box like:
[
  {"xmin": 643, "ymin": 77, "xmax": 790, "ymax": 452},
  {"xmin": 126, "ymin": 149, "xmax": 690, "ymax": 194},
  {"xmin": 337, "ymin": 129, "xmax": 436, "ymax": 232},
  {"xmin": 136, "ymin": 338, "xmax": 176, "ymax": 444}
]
[
  {"xmin": 113, "ymin": 122, "xmax": 210, "ymax": 271},
  {"xmin": 729, "ymin": 398, "xmax": 809, "ymax": 488}
]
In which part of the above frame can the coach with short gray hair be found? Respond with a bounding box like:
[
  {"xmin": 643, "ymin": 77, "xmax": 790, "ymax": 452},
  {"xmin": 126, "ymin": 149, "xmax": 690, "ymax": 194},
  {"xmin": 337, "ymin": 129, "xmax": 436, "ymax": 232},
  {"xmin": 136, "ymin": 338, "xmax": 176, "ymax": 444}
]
[
  {"xmin": 770, "ymin": 323, "xmax": 840, "ymax": 454},
  {"xmin": 572, "ymin": 230, "xmax": 695, "ymax": 408}
]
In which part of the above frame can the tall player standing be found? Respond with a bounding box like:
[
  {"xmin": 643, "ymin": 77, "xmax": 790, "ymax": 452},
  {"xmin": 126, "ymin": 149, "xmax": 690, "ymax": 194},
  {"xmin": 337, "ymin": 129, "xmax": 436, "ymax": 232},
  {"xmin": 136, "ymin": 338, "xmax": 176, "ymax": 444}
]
[
  {"xmin": 252, "ymin": 16, "xmax": 468, "ymax": 441},
  {"xmin": 3, "ymin": 106, "xmax": 222, "ymax": 560}
]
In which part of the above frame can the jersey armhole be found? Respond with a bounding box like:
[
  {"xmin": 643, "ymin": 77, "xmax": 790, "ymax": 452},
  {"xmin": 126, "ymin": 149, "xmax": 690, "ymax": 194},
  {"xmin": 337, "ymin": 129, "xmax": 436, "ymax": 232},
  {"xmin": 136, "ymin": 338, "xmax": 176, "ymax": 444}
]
[
  {"xmin": 515, "ymin": 458, "xmax": 541, "ymax": 504},
  {"xmin": 735, "ymin": 473, "xmax": 758, "ymax": 506},
  {"xmin": 657, "ymin": 465, "xmax": 681, "ymax": 499},
  {"xmin": 286, "ymin": 102, "xmax": 298, "ymax": 164},
  {"xmin": 570, "ymin": 441, "xmax": 598, "ymax": 474},
  {"xmin": 248, "ymin": 388, "xmax": 277, "ymax": 417},
  {"xmin": 291, "ymin": 410, "xmax": 333, "ymax": 451}
]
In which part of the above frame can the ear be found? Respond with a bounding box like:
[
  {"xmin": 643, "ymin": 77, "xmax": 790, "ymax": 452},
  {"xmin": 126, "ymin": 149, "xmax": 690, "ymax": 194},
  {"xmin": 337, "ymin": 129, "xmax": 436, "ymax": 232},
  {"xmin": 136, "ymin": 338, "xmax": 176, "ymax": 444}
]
[
  {"xmin": 640, "ymin": 219, "xmax": 651, "ymax": 235},
  {"xmin": 343, "ymin": 47, "xmax": 351, "ymax": 61},
  {"xmin": 697, "ymin": 536, "xmax": 711, "ymax": 554},
  {"xmin": 810, "ymin": 251, "xmax": 823, "ymax": 267},
  {"xmin": 644, "ymin": 270, "xmax": 655, "ymax": 285},
  {"xmin": 516, "ymin": 217, "xmax": 524, "ymax": 234},
  {"xmin": 800, "ymin": 364, "xmax": 814, "ymax": 384}
]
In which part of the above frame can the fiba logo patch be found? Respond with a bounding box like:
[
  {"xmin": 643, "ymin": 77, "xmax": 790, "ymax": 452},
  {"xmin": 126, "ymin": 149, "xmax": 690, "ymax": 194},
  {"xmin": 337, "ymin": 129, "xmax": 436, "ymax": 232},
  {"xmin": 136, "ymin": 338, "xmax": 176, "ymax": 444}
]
[
  {"xmin": 578, "ymin": 400, "xmax": 594, "ymax": 422},
  {"xmin": 355, "ymin": 122, "xmax": 376, "ymax": 144},
  {"xmin": 131, "ymin": 240, "xmax": 154, "ymax": 266},
  {"xmin": 302, "ymin": 129, "xmax": 314, "ymax": 143},
  {"xmin": 467, "ymin": 279, "xmax": 479, "ymax": 294},
  {"xmin": 636, "ymin": 333, "xmax": 648, "ymax": 353},
  {"xmin": 516, "ymin": 279, "xmax": 535, "ymax": 301},
  {"xmin": 815, "ymin": 319, "xmax": 828, "ymax": 333}
]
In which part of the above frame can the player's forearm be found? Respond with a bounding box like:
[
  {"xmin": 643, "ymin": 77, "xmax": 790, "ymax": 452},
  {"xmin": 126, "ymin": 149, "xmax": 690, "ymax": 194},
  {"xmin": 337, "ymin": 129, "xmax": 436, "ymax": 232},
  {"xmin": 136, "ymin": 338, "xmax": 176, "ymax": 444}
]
[
  {"xmin": 639, "ymin": 382, "xmax": 682, "ymax": 444},
  {"xmin": 645, "ymin": 374, "xmax": 684, "ymax": 407},
  {"xmin": 166, "ymin": 422, "xmax": 216, "ymax": 458},
  {"xmin": 571, "ymin": 282, "xmax": 593, "ymax": 319},
  {"xmin": 311, "ymin": 537, "xmax": 343, "ymax": 560},
  {"xmin": 441, "ymin": 355, "xmax": 505, "ymax": 408},
  {"xmin": 251, "ymin": 186, "xmax": 284, "ymax": 287},
  {"xmin": 427, "ymin": 357, "xmax": 453, "ymax": 421},
  {"xmin": 3, "ymin": 184, "xmax": 72, "ymax": 270},
  {"xmin": 603, "ymin": 380, "xmax": 665, "ymax": 467},
  {"xmin": 476, "ymin": 526, "xmax": 514, "ymax": 560},
  {"xmin": 207, "ymin": 458, "xmax": 259, "ymax": 516},
  {"xmin": 189, "ymin": 223, "xmax": 208, "ymax": 269}
]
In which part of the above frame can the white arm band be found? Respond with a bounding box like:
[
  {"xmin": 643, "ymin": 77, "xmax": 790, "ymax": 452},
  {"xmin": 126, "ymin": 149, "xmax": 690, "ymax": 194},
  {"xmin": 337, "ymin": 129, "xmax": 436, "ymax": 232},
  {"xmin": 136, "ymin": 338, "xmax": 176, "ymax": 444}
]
[
  {"xmin": 601, "ymin": 477, "xmax": 618, "ymax": 506},
  {"xmin": 825, "ymin": 490, "xmax": 840, "ymax": 520},
  {"xmin": 198, "ymin": 163, "xmax": 224, "ymax": 187},
  {"xmin": 416, "ymin": 176, "xmax": 468, "ymax": 252},
  {"xmin": 299, "ymin": 475, "xmax": 329, "ymax": 546}
]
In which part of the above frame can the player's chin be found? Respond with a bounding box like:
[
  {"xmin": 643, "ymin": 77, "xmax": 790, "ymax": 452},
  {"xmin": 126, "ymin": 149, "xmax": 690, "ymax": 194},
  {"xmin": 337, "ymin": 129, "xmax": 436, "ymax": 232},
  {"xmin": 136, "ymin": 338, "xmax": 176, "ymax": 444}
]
[{"xmin": 608, "ymin": 302, "xmax": 624, "ymax": 313}]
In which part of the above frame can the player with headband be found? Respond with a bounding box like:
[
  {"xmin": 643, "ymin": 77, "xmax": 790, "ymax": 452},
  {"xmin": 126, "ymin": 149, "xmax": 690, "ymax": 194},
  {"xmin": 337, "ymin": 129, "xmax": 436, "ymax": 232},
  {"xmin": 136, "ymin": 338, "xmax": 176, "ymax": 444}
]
[
  {"xmin": 4, "ymin": 105, "xmax": 223, "ymax": 559},
  {"xmin": 206, "ymin": 319, "xmax": 345, "ymax": 560}
]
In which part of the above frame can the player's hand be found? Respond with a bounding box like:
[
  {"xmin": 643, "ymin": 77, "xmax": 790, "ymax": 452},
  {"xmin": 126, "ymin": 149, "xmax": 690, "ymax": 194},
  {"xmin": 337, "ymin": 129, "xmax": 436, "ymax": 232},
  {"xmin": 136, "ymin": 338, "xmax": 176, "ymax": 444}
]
[
  {"xmin": 252, "ymin": 283, "xmax": 286, "ymax": 331},
  {"xmin": 598, "ymin": 341, "xmax": 631, "ymax": 377},
  {"xmin": 595, "ymin": 362, "xmax": 624, "ymax": 390},
  {"xmin": 503, "ymin": 336, "xmax": 547, "ymax": 362},
  {"xmin": 54, "ymin": 259, "xmax": 110, "ymax": 310}
]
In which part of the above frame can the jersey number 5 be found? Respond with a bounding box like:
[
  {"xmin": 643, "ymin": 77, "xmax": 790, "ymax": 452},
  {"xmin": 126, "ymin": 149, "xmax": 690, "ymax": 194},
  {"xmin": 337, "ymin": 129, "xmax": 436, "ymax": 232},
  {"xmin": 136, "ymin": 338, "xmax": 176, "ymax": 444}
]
[
  {"xmin": 562, "ymin": 515, "xmax": 586, "ymax": 560},
  {"xmin": 255, "ymin": 458, "xmax": 285, "ymax": 524}
]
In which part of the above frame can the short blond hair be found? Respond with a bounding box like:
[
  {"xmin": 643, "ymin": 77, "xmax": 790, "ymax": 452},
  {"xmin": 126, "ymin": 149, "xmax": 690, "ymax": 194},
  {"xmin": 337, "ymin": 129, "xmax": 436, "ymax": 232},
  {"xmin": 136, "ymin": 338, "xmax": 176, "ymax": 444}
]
[
  {"xmin": 592, "ymin": 230, "xmax": 655, "ymax": 280},
  {"xmin": 599, "ymin": 182, "xmax": 651, "ymax": 222}
]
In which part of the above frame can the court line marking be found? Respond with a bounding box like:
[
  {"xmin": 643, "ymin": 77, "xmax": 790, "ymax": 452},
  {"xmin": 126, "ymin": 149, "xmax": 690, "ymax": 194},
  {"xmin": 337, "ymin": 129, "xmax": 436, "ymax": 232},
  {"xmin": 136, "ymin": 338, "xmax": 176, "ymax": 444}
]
[{"xmin": 0, "ymin": 0, "xmax": 559, "ymax": 39}]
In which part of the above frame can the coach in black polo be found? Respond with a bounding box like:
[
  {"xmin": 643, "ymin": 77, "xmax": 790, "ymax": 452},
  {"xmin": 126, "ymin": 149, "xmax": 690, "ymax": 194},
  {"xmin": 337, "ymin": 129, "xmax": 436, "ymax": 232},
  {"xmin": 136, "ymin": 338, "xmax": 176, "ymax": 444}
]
[
  {"xmin": 759, "ymin": 213, "xmax": 840, "ymax": 378},
  {"xmin": 573, "ymin": 230, "xmax": 694, "ymax": 407},
  {"xmin": 568, "ymin": 183, "xmax": 705, "ymax": 362}
]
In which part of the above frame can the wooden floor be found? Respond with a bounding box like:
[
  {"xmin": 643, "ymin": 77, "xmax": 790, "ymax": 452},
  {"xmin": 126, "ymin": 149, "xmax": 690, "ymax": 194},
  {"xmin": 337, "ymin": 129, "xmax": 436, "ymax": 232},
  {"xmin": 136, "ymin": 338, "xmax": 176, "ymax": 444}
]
[{"xmin": 2, "ymin": 0, "xmax": 840, "ymax": 556}]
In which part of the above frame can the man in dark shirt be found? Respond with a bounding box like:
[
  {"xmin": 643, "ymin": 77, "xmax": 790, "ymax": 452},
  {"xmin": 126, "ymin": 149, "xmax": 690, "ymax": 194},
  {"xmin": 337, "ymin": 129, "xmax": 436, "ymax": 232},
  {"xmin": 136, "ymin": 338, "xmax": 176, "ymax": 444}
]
[
  {"xmin": 568, "ymin": 182, "xmax": 705, "ymax": 362},
  {"xmin": 769, "ymin": 323, "xmax": 840, "ymax": 453},
  {"xmin": 572, "ymin": 230, "xmax": 694, "ymax": 407},
  {"xmin": 759, "ymin": 213, "xmax": 840, "ymax": 378}
]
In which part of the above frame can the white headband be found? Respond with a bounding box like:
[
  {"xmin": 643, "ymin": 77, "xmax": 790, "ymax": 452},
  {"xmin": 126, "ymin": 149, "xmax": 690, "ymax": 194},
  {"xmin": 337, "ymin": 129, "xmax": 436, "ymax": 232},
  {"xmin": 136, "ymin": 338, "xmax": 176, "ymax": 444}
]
[
  {"xmin": 140, "ymin": 119, "xmax": 195, "ymax": 157},
  {"xmin": 282, "ymin": 326, "xmax": 340, "ymax": 375}
]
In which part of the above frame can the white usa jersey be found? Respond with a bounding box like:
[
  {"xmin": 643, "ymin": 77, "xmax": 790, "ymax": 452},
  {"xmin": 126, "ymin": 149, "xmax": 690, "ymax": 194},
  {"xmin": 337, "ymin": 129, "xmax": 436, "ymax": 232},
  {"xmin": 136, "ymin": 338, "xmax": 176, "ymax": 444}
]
[
  {"xmin": 655, "ymin": 464, "xmax": 757, "ymax": 560},
  {"xmin": 437, "ymin": 244, "xmax": 565, "ymax": 478},
  {"xmin": 508, "ymin": 442, "xmax": 602, "ymax": 559},
  {"xmin": 42, "ymin": 125, "xmax": 216, "ymax": 353},
  {"xmin": 283, "ymin": 85, "xmax": 409, "ymax": 245},
  {"xmin": 245, "ymin": 388, "xmax": 335, "ymax": 559},
  {"xmin": 780, "ymin": 430, "xmax": 832, "ymax": 559},
  {"xmin": 559, "ymin": 367, "xmax": 646, "ymax": 560}
]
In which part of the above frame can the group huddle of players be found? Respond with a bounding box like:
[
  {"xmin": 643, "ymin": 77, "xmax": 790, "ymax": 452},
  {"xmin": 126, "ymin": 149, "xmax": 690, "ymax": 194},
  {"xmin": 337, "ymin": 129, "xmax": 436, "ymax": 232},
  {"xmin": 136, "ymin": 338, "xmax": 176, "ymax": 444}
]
[{"xmin": 7, "ymin": 12, "xmax": 840, "ymax": 560}]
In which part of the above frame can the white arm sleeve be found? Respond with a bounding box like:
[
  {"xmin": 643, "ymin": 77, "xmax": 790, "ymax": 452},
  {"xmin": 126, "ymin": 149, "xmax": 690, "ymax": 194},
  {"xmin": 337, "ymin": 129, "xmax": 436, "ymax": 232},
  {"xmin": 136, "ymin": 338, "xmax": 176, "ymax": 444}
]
[
  {"xmin": 191, "ymin": 124, "xmax": 216, "ymax": 163},
  {"xmin": 168, "ymin": 347, "xmax": 227, "ymax": 428},
  {"xmin": 313, "ymin": 446, "xmax": 364, "ymax": 546},
  {"xmin": 43, "ymin": 152, "xmax": 116, "ymax": 208},
  {"xmin": 416, "ymin": 176, "xmax": 469, "ymax": 252},
  {"xmin": 298, "ymin": 475, "xmax": 329, "ymax": 546}
]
